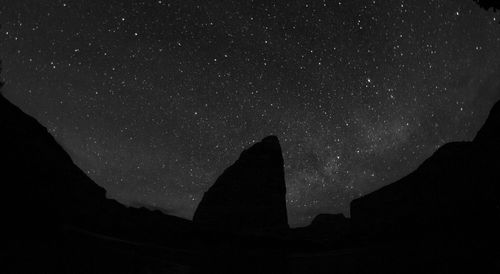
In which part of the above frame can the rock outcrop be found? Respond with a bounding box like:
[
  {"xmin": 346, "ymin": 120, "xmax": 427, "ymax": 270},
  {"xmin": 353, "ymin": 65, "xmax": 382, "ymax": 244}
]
[
  {"xmin": 350, "ymin": 100, "xmax": 500, "ymax": 241},
  {"xmin": 0, "ymin": 94, "xmax": 193, "ymax": 246},
  {"xmin": 0, "ymin": 94, "xmax": 290, "ymax": 272},
  {"xmin": 289, "ymin": 214, "xmax": 351, "ymax": 248},
  {"xmin": 473, "ymin": 99, "xmax": 500, "ymax": 144},
  {"xmin": 193, "ymin": 136, "xmax": 289, "ymax": 234},
  {"xmin": 4, "ymin": 84, "xmax": 500, "ymax": 272}
]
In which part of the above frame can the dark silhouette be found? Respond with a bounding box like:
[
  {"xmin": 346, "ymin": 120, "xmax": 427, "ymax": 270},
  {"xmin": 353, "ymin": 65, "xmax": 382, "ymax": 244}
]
[
  {"xmin": 0, "ymin": 60, "xmax": 4, "ymax": 90},
  {"xmin": 474, "ymin": 0, "xmax": 500, "ymax": 12},
  {"xmin": 0, "ymin": 91, "xmax": 291, "ymax": 273},
  {"xmin": 350, "ymin": 101, "xmax": 500, "ymax": 245},
  {"xmin": 193, "ymin": 135, "xmax": 289, "ymax": 235},
  {"xmin": 0, "ymin": 91, "xmax": 204, "ymax": 272},
  {"xmin": 289, "ymin": 214, "xmax": 352, "ymax": 248},
  {"xmin": 2, "ymin": 56, "xmax": 500, "ymax": 271}
]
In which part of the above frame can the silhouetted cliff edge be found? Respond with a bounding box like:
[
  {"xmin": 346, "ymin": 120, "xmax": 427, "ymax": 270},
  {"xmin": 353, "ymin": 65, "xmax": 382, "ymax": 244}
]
[
  {"xmin": 0, "ymin": 94, "xmax": 193, "ymax": 239},
  {"xmin": 193, "ymin": 135, "xmax": 289, "ymax": 234},
  {"xmin": 284, "ymin": 101, "xmax": 500, "ymax": 273},
  {"xmin": 3, "ymin": 90, "xmax": 500, "ymax": 272},
  {"xmin": 0, "ymin": 95, "xmax": 204, "ymax": 272},
  {"xmin": 350, "ymin": 100, "xmax": 500, "ymax": 244},
  {"xmin": 0, "ymin": 95, "xmax": 293, "ymax": 273}
]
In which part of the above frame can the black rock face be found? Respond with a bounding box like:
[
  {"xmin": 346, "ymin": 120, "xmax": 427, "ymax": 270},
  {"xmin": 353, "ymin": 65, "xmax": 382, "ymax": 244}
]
[
  {"xmin": 289, "ymin": 214, "xmax": 351, "ymax": 248},
  {"xmin": 0, "ymin": 94, "xmax": 192, "ymax": 246},
  {"xmin": 473, "ymin": 0, "xmax": 500, "ymax": 11},
  {"xmin": 350, "ymin": 100, "xmax": 500, "ymax": 241},
  {"xmin": 309, "ymin": 214, "xmax": 350, "ymax": 232},
  {"xmin": 4, "ymin": 87, "xmax": 500, "ymax": 272},
  {"xmin": 193, "ymin": 135, "xmax": 289, "ymax": 234},
  {"xmin": 474, "ymin": 100, "xmax": 500, "ymax": 144}
]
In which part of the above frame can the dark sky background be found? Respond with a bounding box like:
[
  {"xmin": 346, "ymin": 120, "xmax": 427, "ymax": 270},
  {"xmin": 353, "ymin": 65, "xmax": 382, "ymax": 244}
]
[{"xmin": 1, "ymin": 0, "xmax": 499, "ymax": 226}]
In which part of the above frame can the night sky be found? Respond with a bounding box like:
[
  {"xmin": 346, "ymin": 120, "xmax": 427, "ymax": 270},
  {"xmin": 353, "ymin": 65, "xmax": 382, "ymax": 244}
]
[{"xmin": 1, "ymin": 0, "xmax": 500, "ymax": 226}]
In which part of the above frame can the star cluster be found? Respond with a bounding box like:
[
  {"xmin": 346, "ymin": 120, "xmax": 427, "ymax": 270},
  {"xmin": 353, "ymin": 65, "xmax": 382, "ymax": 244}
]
[{"xmin": 1, "ymin": 0, "xmax": 500, "ymax": 226}]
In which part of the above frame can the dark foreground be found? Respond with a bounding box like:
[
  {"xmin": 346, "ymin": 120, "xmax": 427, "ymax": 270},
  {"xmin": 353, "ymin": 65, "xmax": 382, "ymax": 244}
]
[{"xmin": 7, "ymin": 226, "xmax": 500, "ymax": 273}]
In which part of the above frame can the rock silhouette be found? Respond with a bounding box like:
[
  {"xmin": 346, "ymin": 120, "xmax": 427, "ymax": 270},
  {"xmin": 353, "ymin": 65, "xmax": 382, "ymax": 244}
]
[
  {"xmin": 474, "ymin": 0, "xmax": 500, "ymax": 11},
  {"xmin": 350, "ymin": 100, "xmax": 500, "ymax": 243},
  {"xmin": 289, "ymin": 214, "xmax": 352, "ymax": 248},
  {"xmin": 0, "ymin": 94, "xmax": 193, "ymax": 241},
  {"xmin": 193, "ymin": 135, "xmax": 289, "ymax": 234},
  {"xmin": 3, "ymin": 86, "xmax": 500, "ymax": 273},
  {"xmin": 0, "ymin": 94, "xmax": 205, "ymax": 272},
  {"xmin": 0, "ymin": 94, "xmax": 290, "ymax": 272}
]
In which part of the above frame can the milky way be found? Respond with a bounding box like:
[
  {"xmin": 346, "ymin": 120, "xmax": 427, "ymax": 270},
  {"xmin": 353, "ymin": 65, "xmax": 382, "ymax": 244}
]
[{"xmin": 1, "ymin": 0, "xmax": 500, "ymax": 226}]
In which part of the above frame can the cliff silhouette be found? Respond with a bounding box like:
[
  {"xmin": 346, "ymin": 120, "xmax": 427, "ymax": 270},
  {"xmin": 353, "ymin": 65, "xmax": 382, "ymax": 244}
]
[
  {"xmin": 3, "ymin": 88, "xmax": 500, "ymax": 273},
  {"xmin": 0, "ymin": 94, "xmax": 196, "ymax": 237},
  {"xmin": 0, "ymin": 93, "xmax": 209, "ymax": 272},
  {"xmin": 350, "ymin": 100, "xmax": 500, "ymax": 244},
  {"xmin": 474, "ymin": 0, "xmax": 500, "ymax": 11},
  {"xmin": 193, "ymin": 135, "xmax": 289, "ymax": 234},
  {"xmin": 0, "ymin": 93, "xmax": 294, "ymax": 273},
  {"xmin": 286, "ymin": 100, "xmax": 500, "ymax": 272}
]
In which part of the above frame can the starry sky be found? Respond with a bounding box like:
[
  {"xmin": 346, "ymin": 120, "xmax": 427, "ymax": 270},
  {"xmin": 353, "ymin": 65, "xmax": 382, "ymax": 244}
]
[{"xmin": 1, "ymin": 0, "xmax": 500, "ymax": 226}]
